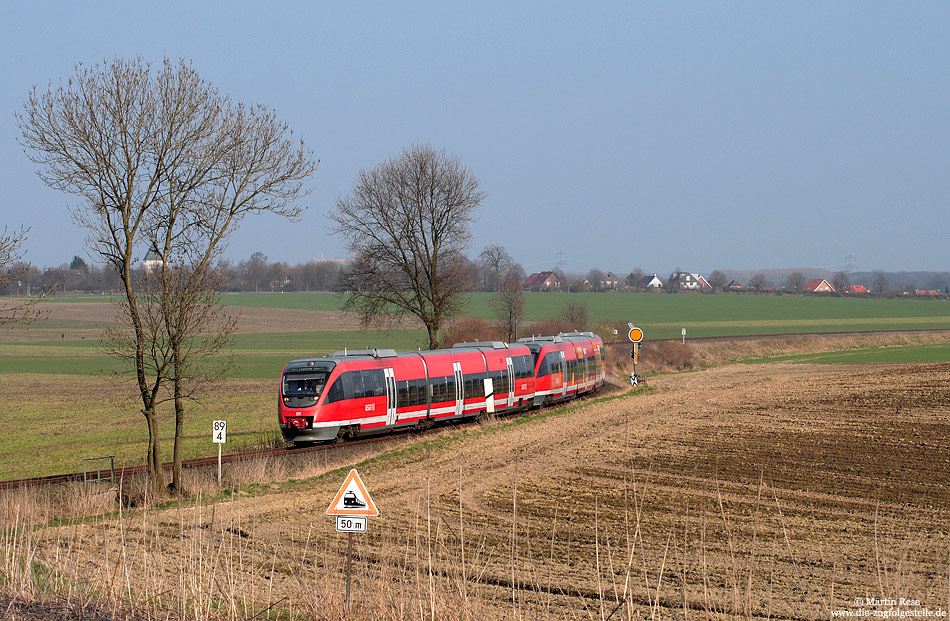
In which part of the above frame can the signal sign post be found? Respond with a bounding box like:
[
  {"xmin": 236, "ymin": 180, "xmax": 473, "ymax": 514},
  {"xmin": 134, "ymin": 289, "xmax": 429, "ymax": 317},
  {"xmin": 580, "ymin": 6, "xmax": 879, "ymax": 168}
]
[
  {"xmin": 212, "ymin": 420, "xmax": 226, "ymax": 484},
  {"xmin": 327, "ymin": 469, "xmax": 379, "ymax": 609},
  {"xmin": 627, "ymin": 324, "xmax": 644, "ymax": 386}
]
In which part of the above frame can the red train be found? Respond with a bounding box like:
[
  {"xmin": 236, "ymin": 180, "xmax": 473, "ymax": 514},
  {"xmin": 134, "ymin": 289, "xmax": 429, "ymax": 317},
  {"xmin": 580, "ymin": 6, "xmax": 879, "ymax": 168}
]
[{"xmin": 279, "ymin": 332, "xmax": 605, "ymax": 444}]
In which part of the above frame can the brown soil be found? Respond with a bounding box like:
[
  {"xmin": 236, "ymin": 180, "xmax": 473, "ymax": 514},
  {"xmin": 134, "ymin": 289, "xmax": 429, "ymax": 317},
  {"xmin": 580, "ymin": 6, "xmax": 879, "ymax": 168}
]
[
  {"xmin": 30, "ymin": 362, "xmax": 950, "ymax": 618},
  {"xmin": 18, "ymin": 300, "xmax": 390, "ymax": 336}
]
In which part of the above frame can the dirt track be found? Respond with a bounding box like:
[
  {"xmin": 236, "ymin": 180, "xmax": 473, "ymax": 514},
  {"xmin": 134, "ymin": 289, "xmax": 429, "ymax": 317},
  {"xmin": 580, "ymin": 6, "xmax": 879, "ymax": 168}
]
[{"xmin": 36, "ymin": 361, "xmax": 950, "ymax": 619}]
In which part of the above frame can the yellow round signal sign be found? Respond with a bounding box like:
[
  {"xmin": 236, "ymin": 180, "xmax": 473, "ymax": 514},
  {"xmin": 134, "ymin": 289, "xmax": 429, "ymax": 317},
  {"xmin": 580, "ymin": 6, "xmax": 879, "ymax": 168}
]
[{"xmin": 627, "ymin": 326, "xmax": 643, "ymax": 343}]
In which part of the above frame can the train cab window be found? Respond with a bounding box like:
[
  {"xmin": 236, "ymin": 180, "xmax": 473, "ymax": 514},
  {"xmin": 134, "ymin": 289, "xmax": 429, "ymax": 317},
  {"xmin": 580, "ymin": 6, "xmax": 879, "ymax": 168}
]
[{"xmin": 282, "ymin": 371, "xmax": 328, "ymax": 399}]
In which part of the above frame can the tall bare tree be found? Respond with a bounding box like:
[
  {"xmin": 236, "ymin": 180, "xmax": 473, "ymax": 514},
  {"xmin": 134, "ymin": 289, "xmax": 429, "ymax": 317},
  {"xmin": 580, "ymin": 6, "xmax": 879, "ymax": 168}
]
[
  {"xmin": 491, "ymin": 262, "xmax": 526, "ymax": 342},
  {"xmin": 332, "ymin": 144, "xmax": 484, "ymax": 349},
  {"xmin": 832, "ymin": 271, "xmax": 851, "ymax": 295},
  {"xmin": 626, "ymin": 267, "xmax": 645, "ymax": 292},
  {"xmin": 18, "ymin": 58, "xmax": 315, "ymax": 494},
  {"xmin": 478, "ymin": 244, "xmax": 513, "ymax": 292},
  {"xmin": 872, "ymin": 272, "xmax": 891, "ymax": 297},
  {"xmin": 785, "ymin": 271, "xmax": 806, "ymax": 293},
  {"xmin": 0, "ymin": 227, "xmax": 46, "ymax": 324},
  {"xmin": 747, "ymin": 273, "xmax": 767, "ymax": 292},
  {"xmin": 586, "ymin": 268, "xmax": 605, "ymax": 292},
  {"xmin": 707, "ymin": 269, "xmax": 728, "ymax": 293}
]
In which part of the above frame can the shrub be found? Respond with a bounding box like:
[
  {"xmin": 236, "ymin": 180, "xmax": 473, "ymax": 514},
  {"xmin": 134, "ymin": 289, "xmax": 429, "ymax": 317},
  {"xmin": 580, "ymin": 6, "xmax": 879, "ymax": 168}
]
[{"xmin": 441, "ymin": 317, "xmax": 503, "ymax": 346}]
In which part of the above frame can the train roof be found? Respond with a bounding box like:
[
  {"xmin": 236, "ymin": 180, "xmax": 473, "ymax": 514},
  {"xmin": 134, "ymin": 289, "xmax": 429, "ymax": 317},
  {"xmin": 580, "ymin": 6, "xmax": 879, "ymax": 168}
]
[
  {"xmin": 450, "ymin": 341, "xmax": 508, "ymax": 349},
  {"xmin": 284, "ymin": 334, "xmax": 595, "ymax": 368}
]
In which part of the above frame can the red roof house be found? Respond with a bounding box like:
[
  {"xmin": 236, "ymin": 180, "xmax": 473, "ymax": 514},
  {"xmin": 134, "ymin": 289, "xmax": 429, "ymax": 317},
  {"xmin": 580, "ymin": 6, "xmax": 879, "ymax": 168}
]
[
  {"xmin": 523, "ymin": 271, "xmax": 561, "ymax": 291},
  {"xmin": 847, "ymin": 284, "xmax": 869, "ymax": 294},
  {"xmin": 803, "ymin": 279, "xmax": 835, "ymax": 293}
]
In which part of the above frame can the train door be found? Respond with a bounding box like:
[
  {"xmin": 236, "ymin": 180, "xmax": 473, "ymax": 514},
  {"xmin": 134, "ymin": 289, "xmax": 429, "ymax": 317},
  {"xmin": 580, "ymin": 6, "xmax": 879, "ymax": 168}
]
[
  {"xmin": 383, "ymin": 368, "xmax": 397, "ymax": 425},
  {"xmin": 559, "ymin": 351, "xmax": 567, "ymax": 398},
  {"xmin": 453, "ymin": 362, "xmax": 464, "ymax": 417},
  {"xmin": 580, "ymin": 347, "xmax": 588, "ymax": 391},
  {"xmin": 506, "ymin": 357, "xmax": 515, "ymax": 408}
]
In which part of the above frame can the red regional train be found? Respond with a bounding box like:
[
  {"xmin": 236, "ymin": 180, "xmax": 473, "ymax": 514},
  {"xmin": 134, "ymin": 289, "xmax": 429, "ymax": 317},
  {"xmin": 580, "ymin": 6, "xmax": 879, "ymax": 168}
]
[{"xmin": 279, "ymin": 332, "xmax": 605, "ymax": 444}]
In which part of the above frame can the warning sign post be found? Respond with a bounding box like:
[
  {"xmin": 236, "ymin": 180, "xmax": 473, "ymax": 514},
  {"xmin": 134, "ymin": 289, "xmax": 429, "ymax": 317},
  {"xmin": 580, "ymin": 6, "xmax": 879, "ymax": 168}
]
[{"xmin": 328, "ymin": 469, "xmax": 378, "ymax": 609}]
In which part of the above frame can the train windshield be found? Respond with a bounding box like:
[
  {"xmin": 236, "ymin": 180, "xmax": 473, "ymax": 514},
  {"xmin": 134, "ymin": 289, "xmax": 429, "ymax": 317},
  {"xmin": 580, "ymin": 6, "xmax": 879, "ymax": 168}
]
[{"xmin": 282, "ymin": 362, "xmax": 335, "ymax": 402}]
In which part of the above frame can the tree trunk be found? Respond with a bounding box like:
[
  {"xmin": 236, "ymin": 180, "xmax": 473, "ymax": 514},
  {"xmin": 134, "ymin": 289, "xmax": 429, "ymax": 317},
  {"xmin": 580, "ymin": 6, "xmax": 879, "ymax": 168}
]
[
  {"xmin": 144, "ymin": 405, "xmax": 165, "ymax": 497},
  {"xmin": 426, "ymin": 321, "xmax": 440, "ymax": 350},
  {"xmin": 172, "ymin": 382, "xmax": 184, "ymax": 493}
]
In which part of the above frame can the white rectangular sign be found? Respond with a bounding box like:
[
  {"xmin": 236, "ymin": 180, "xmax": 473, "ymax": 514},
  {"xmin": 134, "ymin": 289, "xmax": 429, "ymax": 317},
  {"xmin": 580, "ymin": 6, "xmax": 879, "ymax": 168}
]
[
  {"xmin": 336, "ymin": 516, "xmax": 367, "ymax": 533},
  {"xmin": 212, "ymin": 420, "xmax": 227, "ymax": 443}
]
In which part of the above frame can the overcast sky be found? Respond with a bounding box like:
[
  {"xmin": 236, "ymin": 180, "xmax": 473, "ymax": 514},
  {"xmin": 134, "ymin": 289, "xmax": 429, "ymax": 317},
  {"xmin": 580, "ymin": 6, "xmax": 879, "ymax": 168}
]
[{"xmin": 3, "ymin": 2, "xmax": 948, "ymax": 274}]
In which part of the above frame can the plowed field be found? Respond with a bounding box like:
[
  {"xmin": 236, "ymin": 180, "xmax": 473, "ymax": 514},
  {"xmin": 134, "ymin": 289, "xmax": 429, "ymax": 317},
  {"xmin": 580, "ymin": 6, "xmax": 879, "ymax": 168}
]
[{"xmin": 36, "ymin": 362, "xmax": 950, "ymax": 619}]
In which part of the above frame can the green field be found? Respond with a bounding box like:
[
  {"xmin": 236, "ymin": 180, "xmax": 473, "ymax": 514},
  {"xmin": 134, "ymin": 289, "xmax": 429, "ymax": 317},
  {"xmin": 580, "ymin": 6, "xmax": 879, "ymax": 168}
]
[
  {"xmin": 2, "ymin": 291, "xmax": 949, "ymax": 480},
  {"xmin": 219, "ymin": 291, "xmax": 950, "ymax": 339},
  {"xmin": 744, "ymin": 342, "xmax": 950, "ymax": 365}
]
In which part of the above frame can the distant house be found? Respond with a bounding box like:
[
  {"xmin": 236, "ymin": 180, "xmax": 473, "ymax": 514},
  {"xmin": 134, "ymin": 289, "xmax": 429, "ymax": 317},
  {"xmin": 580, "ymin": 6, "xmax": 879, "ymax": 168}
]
[
  {"xmin": 601, "ymin": 272, "xmax": 620, "ymax": 289},
  {"xmin": 847, "ymin": 284, "xmax": 869, "ymax": 294},
  {"xmin": 142, "ymin": 243, "xmax": 163, "ymax": 273},
  {"xmin": 640, "ymin": 274, "xmax": 664, "ymax": 289},
  {"xmin": 726, "ymin": 280, "xmax": 744, "ymax": 291},
  {"xmin": 915, "ymin": 289, "xmax": 939, "ymax": 297},
  {"xmin": 668, "ymin": 272, "xmax": 711, "ymax": 291},
  {"xmin": 803, "ymin": 279, "xmax": 835, "ymax": 294},
  {"xmin": 523, "ymin": 271, "xmax": 561, "ymax": 292}
]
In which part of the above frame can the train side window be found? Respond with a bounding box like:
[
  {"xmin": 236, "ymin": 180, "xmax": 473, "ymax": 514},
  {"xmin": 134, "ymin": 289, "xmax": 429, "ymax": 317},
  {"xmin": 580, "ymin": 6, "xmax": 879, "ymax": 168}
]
[
  {"xmin": 397, "ymin": 380, "xmax": 409, "ymax": 408},
  {"xmin": 325, "ymin": 376, "xmax": 345, "ymax": 403},
  {"xmin": 414, "ymin": 378, "xmax": 428, "ymax": 406},
  {"xmin": 518, "ymin": 356, "xmax": 530, "ymax": 379},
  {"xmin": 537, "ymin": 354, "xmax": 549, "ymax": 376},
  {"xmin": 367, "ymin": 369, "xmax": 385, "ymax": 397},
  {"xmin": 350, "ymin": 371, "xmax": 365, "ymax": 399}
]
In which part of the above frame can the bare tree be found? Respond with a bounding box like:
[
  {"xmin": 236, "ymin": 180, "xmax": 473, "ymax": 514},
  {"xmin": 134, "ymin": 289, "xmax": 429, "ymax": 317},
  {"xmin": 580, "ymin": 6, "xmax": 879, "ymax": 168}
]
[
  {"xmin": 872, "ymin": 272, "xmax": 891, "ymax": 297},
  {"xmin": 557, "ymin": 299, "xmax": 590, "ymax": 331},
  {"xmin": 586, "ymin": 268, "xmax": 605, "ymax": 292},
  {"xmin": 478, "ymin": 244, "xmax": 513, "ymax": 292},
  {"xmin": 491, "ymin": 262, "xmax": 525, "ymax": 342},
  {"xmin": 832, "ymin": 271, "xmax": 851, "ymax": 295},
  {"xmin": 707, "ymin": 269, "xmax": 728, "ymax": 293},
  {"xmin": 18, "ymin": 58, "xmax": 315, "ymax": 495},
  {"xmin": 331, "ymin": 144, "xmax": 484, "ymax": 349},
  {"xmin": 747, "ymin": 273, "xmax": 767, "ymax": 292},
  {"xmin": 0, "ymin": 227, "xmax": 47, "ymax": 324},
  {"xmin": 785, "ymin": 271, "xmax": 806, "ymax": 293},
  {"xmin": 626, "ymin": 267, "xmax": 645, "ymax": 292}
]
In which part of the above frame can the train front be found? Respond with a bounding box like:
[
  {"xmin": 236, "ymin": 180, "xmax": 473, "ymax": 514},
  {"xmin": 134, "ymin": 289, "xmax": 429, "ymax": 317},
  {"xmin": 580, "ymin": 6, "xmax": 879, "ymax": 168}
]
[{"xmin": 278, "ymin": 359, "xmax": 338, "ymax": 443}]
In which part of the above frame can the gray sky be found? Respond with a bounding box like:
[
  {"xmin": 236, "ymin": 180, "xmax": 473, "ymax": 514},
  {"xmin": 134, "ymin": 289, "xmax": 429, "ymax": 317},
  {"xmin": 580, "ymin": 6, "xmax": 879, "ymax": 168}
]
[{"xmin": 3, "ymin": 2, "xmax": 948, "ymax": 274}]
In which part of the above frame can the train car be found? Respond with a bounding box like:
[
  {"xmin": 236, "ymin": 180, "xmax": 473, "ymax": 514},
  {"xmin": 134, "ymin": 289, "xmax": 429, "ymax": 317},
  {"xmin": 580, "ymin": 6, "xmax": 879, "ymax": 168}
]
[
  {"xmin": 450, "ymin": 341, "xmax": 536, "ymax": 414},
  {"xmin": 517, "ymin": 332, "xmax": 605, "ymax": 405},
  {"xmin": 558, "ymin": 332, "xmax": 606, "ymax": 395},
  {"xmin": 279, "ymin": 333, "xmax": 604, "ymax": 445}
]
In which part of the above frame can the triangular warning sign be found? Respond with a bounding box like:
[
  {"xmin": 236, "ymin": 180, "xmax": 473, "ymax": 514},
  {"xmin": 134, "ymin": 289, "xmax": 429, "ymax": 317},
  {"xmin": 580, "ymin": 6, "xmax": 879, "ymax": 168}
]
[{"xmin": 326, "ymin": 469, "xmax": 379, "ymax": 516}]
